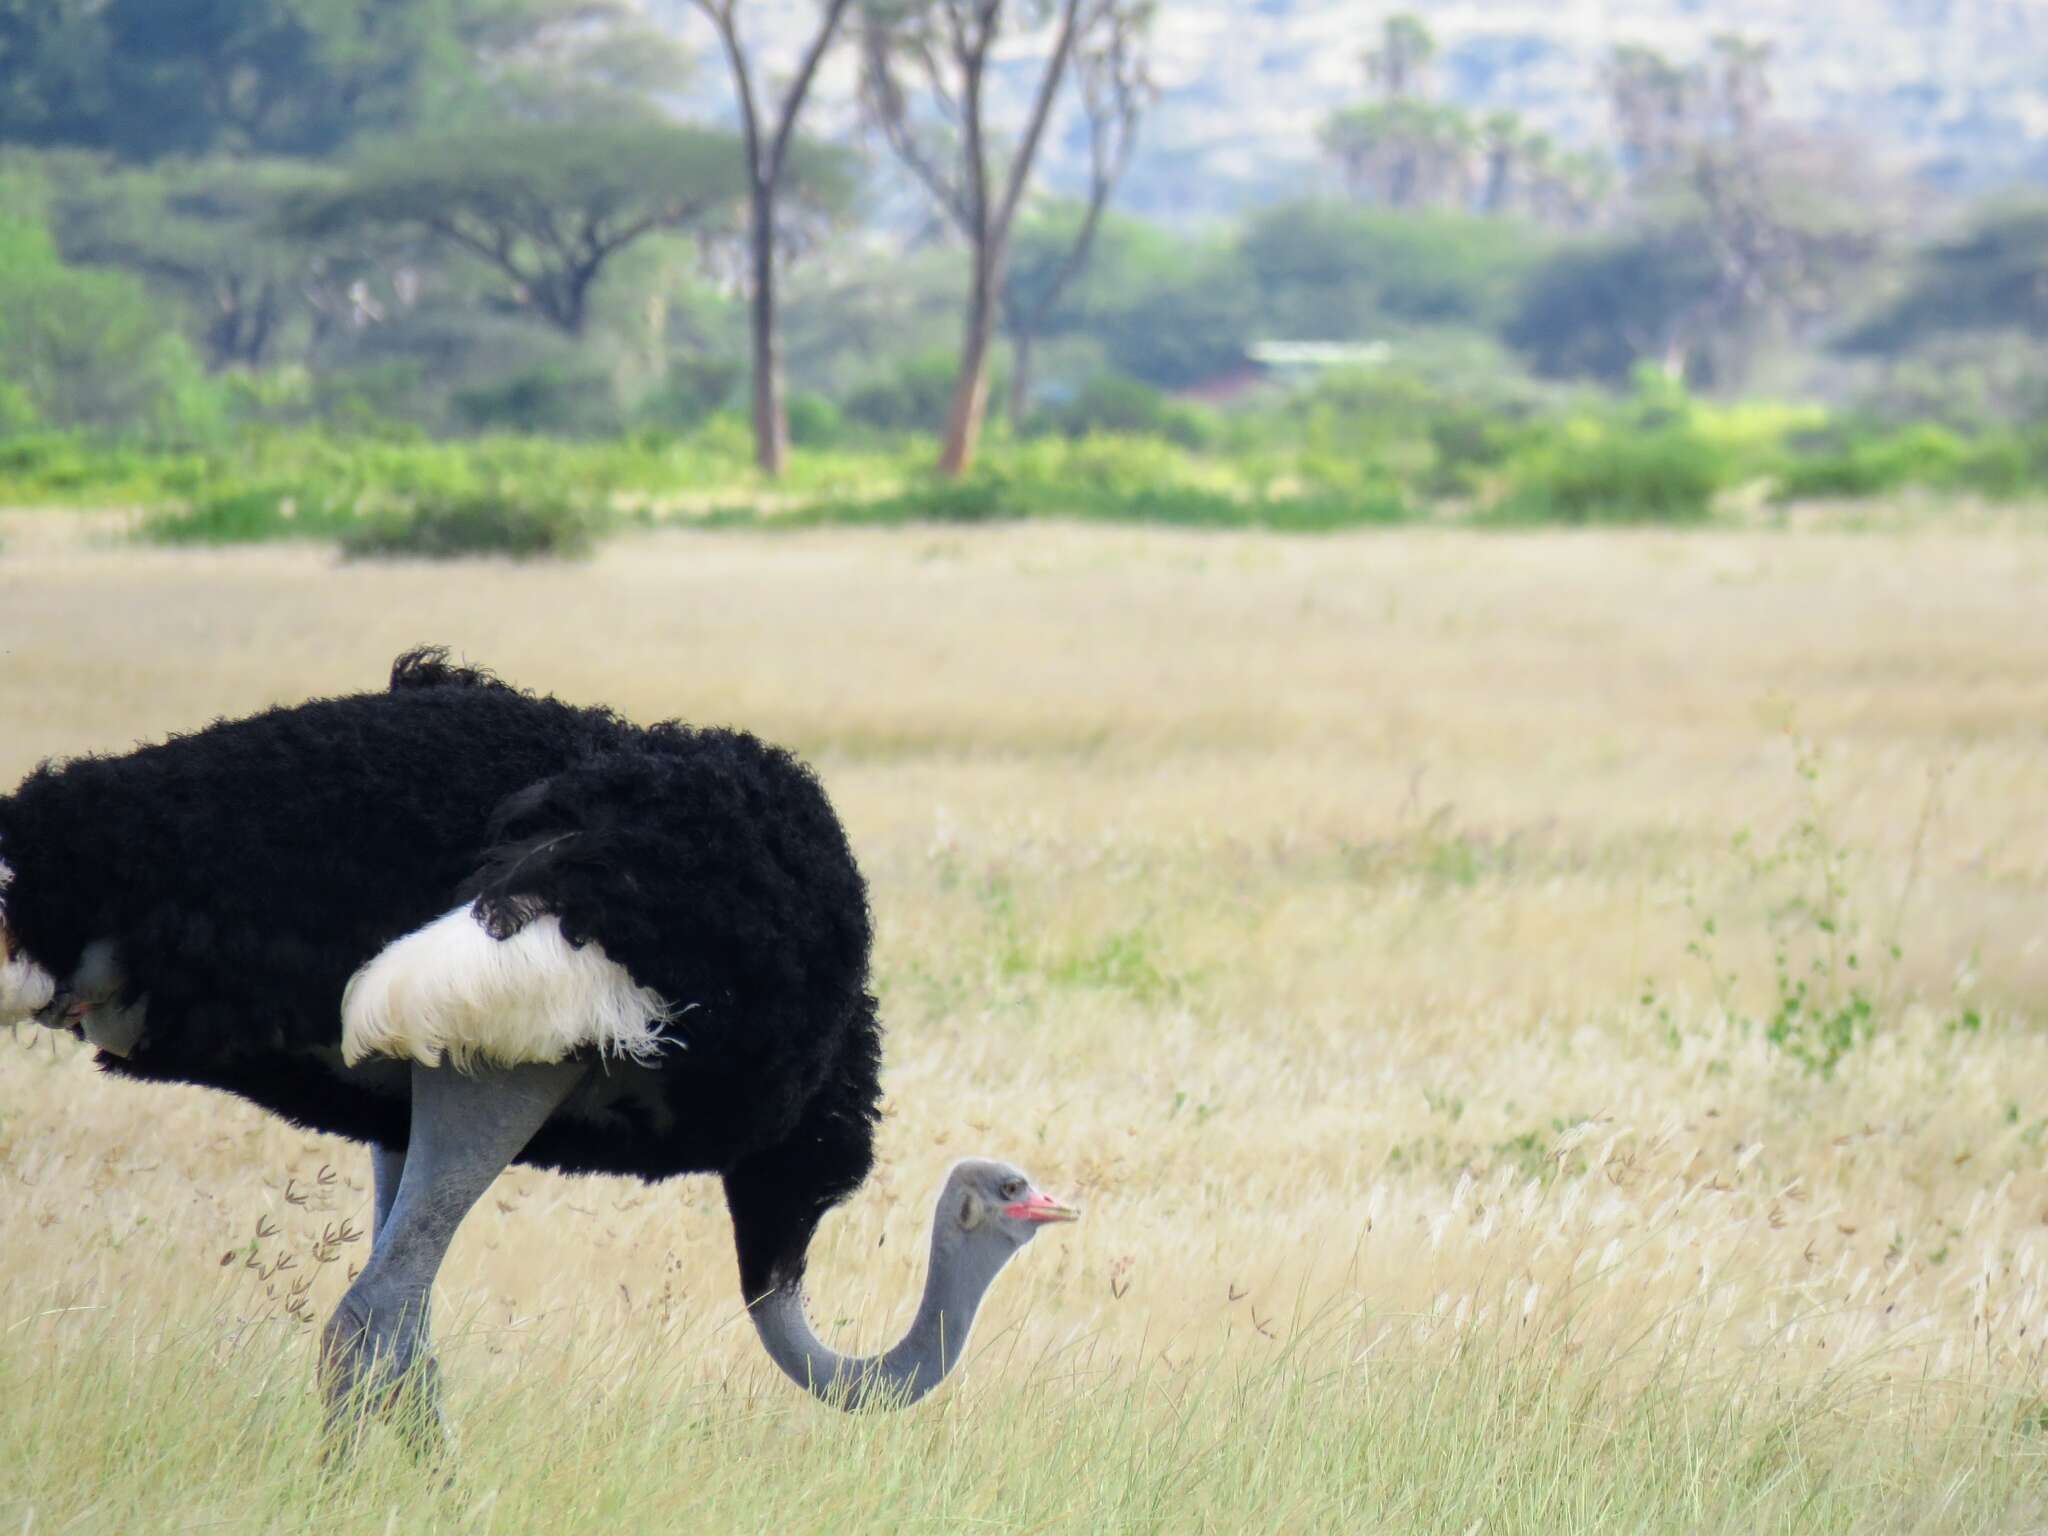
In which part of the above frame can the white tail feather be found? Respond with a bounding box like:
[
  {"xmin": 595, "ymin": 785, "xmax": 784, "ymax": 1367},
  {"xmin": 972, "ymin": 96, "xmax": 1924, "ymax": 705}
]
[
  {"xmin": 0, "ymin": 859, "xmax": 58, "ymax": 1026},
  {"xmin": 341, "ymin": 906, "xmax": 671, "ymax": 1069},
  {"xmin": 0, "ymin": 947, "xmax": 56, "ymax": 1026}
]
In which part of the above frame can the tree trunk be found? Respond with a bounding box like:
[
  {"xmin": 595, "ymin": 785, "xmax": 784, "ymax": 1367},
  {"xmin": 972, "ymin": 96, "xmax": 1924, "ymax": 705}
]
[
  {"xmin": 1484, "ymin": 149, "xmax": 1511, "ymax": 214},
  {"xmin": 938, "ymin": 243, "xmax": 1003, "ymax": 478},
  {"xmin": 748, "ymin": 182, "xmax": 789, "ymax": 476},
  {"xmin": 554, "ymin": 274, "xmax": 589, "ymax": 338},
  {"xmin": 1007, "ymin": 329, "xmax": 1035, "ymax": 432},
  {"xmin": 1390, "ymin": 149, "xmax": 1418, "ymax": 208}
]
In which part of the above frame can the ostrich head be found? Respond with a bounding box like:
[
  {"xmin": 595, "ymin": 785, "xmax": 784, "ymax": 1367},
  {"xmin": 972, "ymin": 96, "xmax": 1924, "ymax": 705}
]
[
  {"xmin": 938, "ymin": 1156, "xmax": 1081, "ymax": 1252},
  {"xmin": 747, "ymin": 1155, "xmax": 1079, "ymax": 1409}
]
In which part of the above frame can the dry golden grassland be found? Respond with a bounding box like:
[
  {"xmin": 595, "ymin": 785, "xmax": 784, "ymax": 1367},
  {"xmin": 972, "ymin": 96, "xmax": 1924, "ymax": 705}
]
[{"xmin": 3, "ymin": 518, "xmax": 2048, "ymax": 1531}]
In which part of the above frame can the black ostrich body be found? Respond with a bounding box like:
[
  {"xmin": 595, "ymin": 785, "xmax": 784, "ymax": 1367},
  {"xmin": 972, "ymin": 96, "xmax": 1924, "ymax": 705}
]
[
  {"xmin": 0, "ymin": 651, "xmax": 1075, "ymax": 1431},
  {"xmin": 0, "ymin": 652, "xmax": 879, "ymax": 1295}
]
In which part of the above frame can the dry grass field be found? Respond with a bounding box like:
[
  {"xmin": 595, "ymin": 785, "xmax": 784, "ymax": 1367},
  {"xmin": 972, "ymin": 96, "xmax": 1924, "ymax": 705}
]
[{"xmin": 3, "ymin": 516, "xmax": 2048, "ymax": 1531}]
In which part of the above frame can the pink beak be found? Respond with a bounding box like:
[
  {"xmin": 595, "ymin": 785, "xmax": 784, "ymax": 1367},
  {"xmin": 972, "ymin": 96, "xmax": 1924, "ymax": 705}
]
[{"xmin": 1004, "ymin": 1189, "xmax": 1081, "ymax": 1224}]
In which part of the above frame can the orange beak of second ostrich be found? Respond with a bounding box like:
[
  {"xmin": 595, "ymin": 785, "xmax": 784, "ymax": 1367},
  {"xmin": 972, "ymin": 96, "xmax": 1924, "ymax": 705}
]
[{"xmin": 1006, "ymin": 1190, "xmax": 1081, "ymax": 1224}]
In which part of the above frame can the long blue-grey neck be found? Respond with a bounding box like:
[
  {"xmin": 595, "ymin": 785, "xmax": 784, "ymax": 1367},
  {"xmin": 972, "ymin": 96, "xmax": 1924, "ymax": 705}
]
[{"xmin": 748, "ymin": 1220, "xmax": 1014, "ymax": 1410}]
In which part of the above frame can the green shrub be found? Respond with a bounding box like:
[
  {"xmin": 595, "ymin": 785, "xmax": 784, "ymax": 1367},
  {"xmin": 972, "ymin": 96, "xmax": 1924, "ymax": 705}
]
[
  {"xmin": 1424, "ymin": 408, "xmax": 1520, "ymax": 494},
  {"xmin": 0, "ymin": 432, "xmax": 94, "ymax": 493},
  {"xmin": 786, "ymin": 391, "xmax": 846, "ymax": 448},
  {"xmin": 453, "ymin": 365, "xmax": 621, "ymax": 436},
  {"xmin": 636, "ymin": 357, "xmax": 747, "ymax": 433},
  {"xmin": 843, "ymin": 349, "xmax": 1007, "ymax": 435},
  {"xmin": 1773, "ymin": 422, "xmax": 1970, "ymax": 500},
  {"xmin": 1770, "ymin": 420, "xmax": 2047, "ymax": 502},
  {"xmin": 340, "ymin": 488, "xmax": 605, "ymax": 560},
  {"xmin": 1950, "ymin": 433, "xmax": 2035, "ymax": 497},
  {"xmin": 1493, "ymin": 412, "xmax": 1732, "ymax": 524},
  {"xmin": 0, "ymin": 214, "xmax": 222, "ymax": 437},
  {"xmin": 1032, "ymin": 372, "xmax": 1216, "ymax": 449},
  {"xmin": 143, "ymin": 483, "xmax": 358, "ymax": 545}
]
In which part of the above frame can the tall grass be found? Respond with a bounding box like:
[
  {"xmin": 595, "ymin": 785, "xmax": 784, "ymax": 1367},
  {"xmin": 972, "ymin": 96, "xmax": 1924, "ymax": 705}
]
[
  {"xmin": 3, "ymin": 524, "xmax": 2048, "ymax": 1530},
  {"xmin": 5, "ymin": 1287, "xmax": 2040, "ymax": 1533}
]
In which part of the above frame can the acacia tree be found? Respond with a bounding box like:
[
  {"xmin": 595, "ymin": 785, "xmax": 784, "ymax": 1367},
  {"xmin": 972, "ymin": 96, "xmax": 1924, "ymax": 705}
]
[
  {"xmin": 859, "ymin": 0, "xmax": 1149, "ymax": 476},
  {"xmin": 1600, "ymin": 35, "xmax": 1881, "ymax": 384},
  {"xmin": 1514, "ymin": 37, "xmax": 1883, "ymax": 389},
  {"xmin": 999, "ymin": 1, "xmax": 1152, "ymax": 427},
  {"xmin": 52, "ymin": 157, "xmax": 349, "ymax": 370},
  {"xmin": 1604, "ymin": 44, "xmax": 1701, "ymax": 182},
  {"xmin": 688, "ymin": 0, "xmax": 860, "ymax": 474},
  {"xmin": 1844, "ymin": 200, "xmax": 2048, "ymax": 355},
  {"xmin": 287, "ymin": 122, "xmax": 752, "ymax": 338}
]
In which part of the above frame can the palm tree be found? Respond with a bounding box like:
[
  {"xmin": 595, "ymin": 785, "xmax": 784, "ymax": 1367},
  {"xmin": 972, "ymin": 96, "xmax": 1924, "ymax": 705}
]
[
  {"xmin": 1605, "ymin": 44, "xmax": 1699, "ymax": 181},
  {"xmin": 1481, "ymin": 110, "xmax": 1528, "ymax": 214},
  {"xmin": 1363, "ymin": 12, "xmax": 1437, "ymax": 101},
  {"xmin": 1709, "ymin": 34, "xmax": 1774, "ymax": 143},
  {"xmin": 1321, "ymin": 99, "xmax": 1473, "ymax": 210}
]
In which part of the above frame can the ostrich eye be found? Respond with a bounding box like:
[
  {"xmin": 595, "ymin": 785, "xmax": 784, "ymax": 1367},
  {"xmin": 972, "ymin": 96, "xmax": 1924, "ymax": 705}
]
[{"xmin": 999, "ymin": 1178, "xmax": 1024, "ymax": 1201}]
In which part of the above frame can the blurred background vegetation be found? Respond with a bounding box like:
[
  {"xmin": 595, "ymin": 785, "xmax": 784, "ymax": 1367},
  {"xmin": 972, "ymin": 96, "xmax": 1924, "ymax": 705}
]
[{"xmin": 1, "ymin": 0, "xmax": 2044, "ymax": 552}]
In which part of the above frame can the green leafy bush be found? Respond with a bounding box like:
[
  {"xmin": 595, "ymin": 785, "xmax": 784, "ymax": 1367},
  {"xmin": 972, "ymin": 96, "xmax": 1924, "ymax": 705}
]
[
  {"xmin": 341, "ymin": 489, "xmax": 605, "ymax": 560},
  {"xmin": 453, "ymin": 365, "xmax": 622, "ymax": 436},
  {"xmin": 1774, "ymin": 422, "xmax": 2048, "ymax": 501},
  {"xmin": 1774, "ymin": 423, "xmax": 1968, "ymax": 500},
  {"xmin": 0, "ymin": 173, "xmax": 223, "ymax": 438},
  {"xmin": 636, "ymin": 357, "xmax": 747, "ymax": 433},
  {"xmin": 1031, "ymin": 373, "xmax": 1217, "ymax": 449},
  {"xmin": 786, "ymin": 391, "xmax": 846, "ymax": 449},
  {"xmin": 1492, "ymin": 397, "xmax": 1734, "ymax": 523},
  {"xmin": 843, "ymin": 348, "xmax": 1008, "ymax": 435},
  {"xmin": 143, "ymin": 483, "xmax": 358, "ymax": 545}
]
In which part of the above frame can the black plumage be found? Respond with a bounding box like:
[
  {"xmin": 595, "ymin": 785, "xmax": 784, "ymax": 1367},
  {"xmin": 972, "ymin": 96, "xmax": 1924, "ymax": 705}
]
[{"xmin": 0, "ymin": 650, "xmax": 882, "ymax": 1298}]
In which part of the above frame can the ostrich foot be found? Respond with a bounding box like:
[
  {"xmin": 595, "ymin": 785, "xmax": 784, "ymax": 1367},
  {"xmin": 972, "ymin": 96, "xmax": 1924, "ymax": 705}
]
[{"xmin": 319, "ymin": 1292, "xmax": 446, "ymax": 1453}]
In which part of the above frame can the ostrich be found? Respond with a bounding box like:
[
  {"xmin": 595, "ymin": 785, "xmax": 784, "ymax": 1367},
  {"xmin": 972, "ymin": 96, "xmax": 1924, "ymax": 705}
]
[{"xmin": 0, "ymin": 650, "xmax": 1077, "ymax": 1428}]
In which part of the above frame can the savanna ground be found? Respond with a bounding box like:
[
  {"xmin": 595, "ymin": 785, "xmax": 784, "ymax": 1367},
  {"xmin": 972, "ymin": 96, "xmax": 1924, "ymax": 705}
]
[{"xmin": 3, "ymin": 514, "xmax": 2047, "ymax": 1532}]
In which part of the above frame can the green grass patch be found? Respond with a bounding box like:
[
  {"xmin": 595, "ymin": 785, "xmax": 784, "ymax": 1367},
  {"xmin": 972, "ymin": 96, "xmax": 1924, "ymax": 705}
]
[
  {"xmin": 725, "ymin": 480, "xmax": 1416, "ymax": 532},
  {"xmin": 141, "ymin": 483, "xmax": 361, "ymax": 545}
]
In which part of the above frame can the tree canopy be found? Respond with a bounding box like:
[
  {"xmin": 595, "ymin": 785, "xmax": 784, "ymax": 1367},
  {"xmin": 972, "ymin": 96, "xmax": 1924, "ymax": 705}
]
[
  {"xmin": 0, "ymin": 0, "xmax": 473, "ymax": 158},
  {"xmin": 285, "ymin": 122, "xmax": 793, "ymax": 336},
  {"xmin": 1844, "ymin": 200, "xmax": 2048, "ymax": 354},
  {"xmin": 0, "ymin": 0, "xmax": 681, "ymax": 160},
  {"xmin": 1241, "ymin": 202, "xmax": 1544, "ymax": 338},
  {"xmin": 51, "ymin": 157, "xmax": 345, "ymax": 369},
  {"xmin": 0, "ymin": 168, "xmax": 212, "ymax": 430}
]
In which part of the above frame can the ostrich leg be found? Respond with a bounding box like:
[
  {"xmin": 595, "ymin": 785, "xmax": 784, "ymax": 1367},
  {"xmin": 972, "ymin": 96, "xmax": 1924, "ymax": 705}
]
[
  {"xmin": 322, "ymin": 1058, "xmax": 586, "ymax": 1439},
  {"xmin": 369, "ymin": 1144, "xmax": 405, "ymax": 1243}
]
